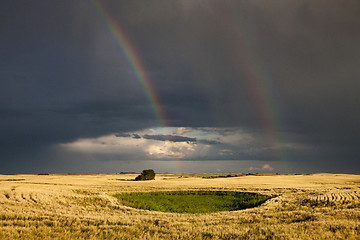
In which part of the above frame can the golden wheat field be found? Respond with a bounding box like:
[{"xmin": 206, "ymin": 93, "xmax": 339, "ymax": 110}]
[{"xmin": 0, "ymin": 173, "xmax": 360, "ymax": 239}]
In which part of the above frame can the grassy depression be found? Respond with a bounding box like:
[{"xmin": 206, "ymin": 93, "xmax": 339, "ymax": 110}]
[{"xmin": 113, "ymin": 191, "xmax": 273, "ymax": 214}]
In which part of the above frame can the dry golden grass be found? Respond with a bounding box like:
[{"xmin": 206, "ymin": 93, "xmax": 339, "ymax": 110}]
[{"xmin": 0, "ymin": 173, "xmax": 360, "ymax": 239}]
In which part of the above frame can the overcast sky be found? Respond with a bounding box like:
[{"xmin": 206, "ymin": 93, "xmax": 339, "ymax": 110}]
[{"xmin": 1, "ymin": 0, "xmax": 359, "ymax": 174}]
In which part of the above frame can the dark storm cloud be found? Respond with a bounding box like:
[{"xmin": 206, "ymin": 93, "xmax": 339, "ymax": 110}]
[
  {"xmin": 1, "ymin": 0, "xmax": 360, "ymax": 173},
  {"xmin": 143, "ymin": 134, "xmax": 196, "ymax": 143}
]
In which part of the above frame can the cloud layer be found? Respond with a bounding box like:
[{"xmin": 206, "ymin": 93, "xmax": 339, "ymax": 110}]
[{"xmin": 0, "ymin": 0, "xmax": 359, "ymax": 173}]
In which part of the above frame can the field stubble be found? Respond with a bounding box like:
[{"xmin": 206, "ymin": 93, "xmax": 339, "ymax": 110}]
[{"xmin": 0, "ymin": 173, "xmax": 360, "ymax": 239}]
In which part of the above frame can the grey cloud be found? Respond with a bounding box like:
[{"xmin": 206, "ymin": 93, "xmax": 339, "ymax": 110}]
[
  {"xmin": 115, "ymin": 133, "xmax": 131, "ymax": 137},
  {"xmin": 132, "ymin": 134, "xmax": 141, "ymax": 139},
  {"xmin": 143, "ymin": 134, "xmax": 196, "ymax": 143},
  {"xmin": 116, "ymin": 129, "xmax": 221, "ymax": 145},
  {"xmin": 114, "ymin": 133, "xmax": 142, "ymax": 139},
  {"xmin": 198, "ymin": 139, "xmax": 221, "ymax": 145}
]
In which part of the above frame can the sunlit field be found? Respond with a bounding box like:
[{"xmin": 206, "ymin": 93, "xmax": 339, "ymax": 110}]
[{"xmin": 1, "ymin": 173, "xmax": 360, "ymax": 239}]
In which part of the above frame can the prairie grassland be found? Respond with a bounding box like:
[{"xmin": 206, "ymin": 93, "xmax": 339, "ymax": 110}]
[{"xmin": 0, "ymin": 173, "xmax": 359, "ymax": 239}]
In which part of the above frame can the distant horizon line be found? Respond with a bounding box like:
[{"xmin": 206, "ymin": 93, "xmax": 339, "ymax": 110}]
[{"xmin": 1, "ymin": 172, "xmax": 358, "ymax": 175}]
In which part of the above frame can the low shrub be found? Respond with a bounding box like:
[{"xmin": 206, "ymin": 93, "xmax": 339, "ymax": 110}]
[{"xmin": 134, "ymin": 169, "xmax": 155, "ymax": 181}]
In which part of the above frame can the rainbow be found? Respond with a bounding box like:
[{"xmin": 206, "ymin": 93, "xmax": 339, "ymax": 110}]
[
  {"xmin": 92, "ymin": 0, "xmax": 168, "ymax": 128},
  {"xmin": 215, "ymin": 3, "xmax": 288, "ymax": 164},
  {"xmin": 92, "ymin": 1, "xmax": 288, "ymax": 168}
]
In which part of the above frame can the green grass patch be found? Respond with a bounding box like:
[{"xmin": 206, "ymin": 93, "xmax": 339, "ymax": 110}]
[{"xmin": 113, "ymin": 191, "xmax": 273, "ymax": 213}]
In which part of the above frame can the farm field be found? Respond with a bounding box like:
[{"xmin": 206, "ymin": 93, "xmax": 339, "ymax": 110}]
[{"xmin": 0, "ymin": 173, "xmax": 360, "ymax": 239}]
